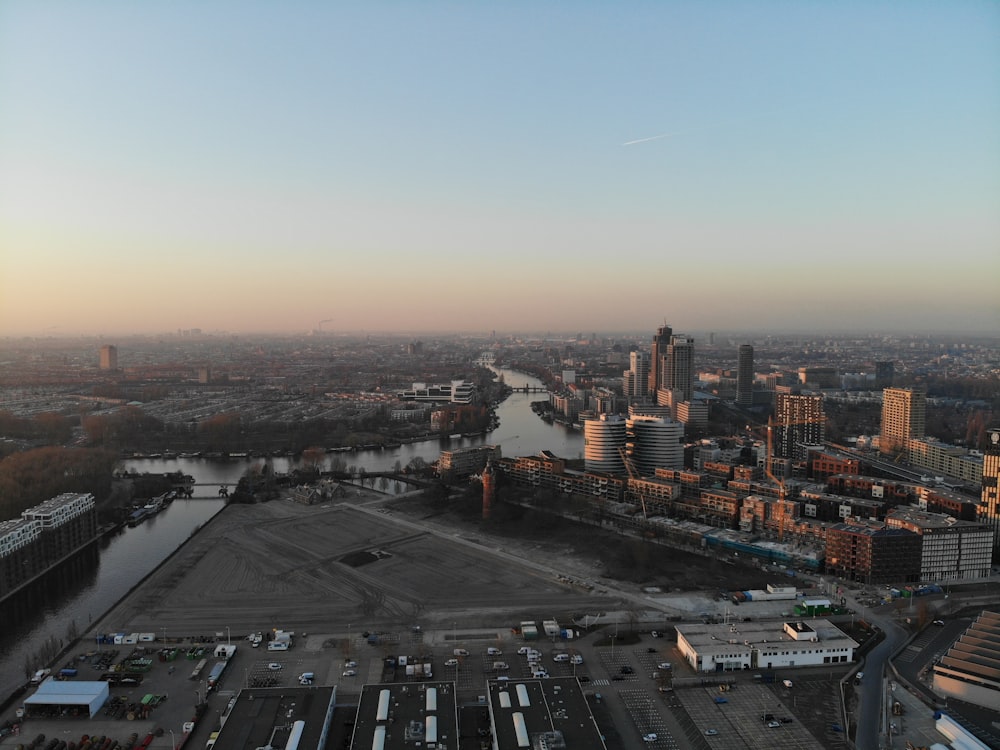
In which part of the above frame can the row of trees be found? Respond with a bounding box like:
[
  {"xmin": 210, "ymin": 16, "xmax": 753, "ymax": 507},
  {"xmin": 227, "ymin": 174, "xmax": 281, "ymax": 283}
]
[
  {"xmin": 0, "ymin": 410, "xmax": 74, "ymax": 446},
  {"xmin": 0, "ymin": 447, "xmax": 119, "ymax": 521}
]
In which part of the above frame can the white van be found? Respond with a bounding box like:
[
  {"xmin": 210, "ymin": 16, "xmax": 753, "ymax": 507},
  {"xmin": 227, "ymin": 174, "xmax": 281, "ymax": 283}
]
[{"xmin": 267, "ymin": 641, "xmax": 289, "ymax": 651}]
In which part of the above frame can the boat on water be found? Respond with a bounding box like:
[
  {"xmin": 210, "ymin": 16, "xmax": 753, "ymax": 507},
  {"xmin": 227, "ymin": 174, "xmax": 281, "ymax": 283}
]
[{"xmin": 126, "ymin": 493, "xmax": 170, "ymax": 527}]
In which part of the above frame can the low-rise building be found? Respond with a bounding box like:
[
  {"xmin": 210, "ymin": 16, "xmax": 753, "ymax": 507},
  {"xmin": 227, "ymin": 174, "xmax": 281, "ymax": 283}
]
[
  {"xmin": 676, "ymin": 619, "xmax": 857, "ymax": 673},
  {"xmin": 438, "ymin": 444, "xmax": 502, "ymax": 478},
  {"xmin": 486, "ymin": 677, "xmax": 606, "ymax": 749}
]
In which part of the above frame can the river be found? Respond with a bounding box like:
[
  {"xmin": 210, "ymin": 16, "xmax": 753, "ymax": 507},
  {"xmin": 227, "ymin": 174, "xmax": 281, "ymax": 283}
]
[{"xmin": 0, "ymin": 367, "xmax": 580, "ymax": 704}]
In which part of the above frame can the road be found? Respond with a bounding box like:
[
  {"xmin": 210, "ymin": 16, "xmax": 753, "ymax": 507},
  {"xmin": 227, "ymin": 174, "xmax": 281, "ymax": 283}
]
[{"xmin": 841, "ymin": 594, "xmax": 907, "ymax": 750}]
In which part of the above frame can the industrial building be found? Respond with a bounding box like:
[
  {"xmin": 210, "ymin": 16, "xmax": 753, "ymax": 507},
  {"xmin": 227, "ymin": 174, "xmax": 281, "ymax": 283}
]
[
  {"xmin": 210, "ymin": 686, "xmax": 337, "ymax": 750},
  {"xmin": 485, "ymin": 676, "xmax": 606, "ymax": 750},
  {"xmin": 350, "ymin": 682, "xmax": 458, "ymax": 750},
  {"xmin": 21, "ymin": 678, "xmax": 110, "ymax": 720},
  {"xmin": 676, "ymin": 619, "xmax": 858, "ymax": 673},
  {"xmin": 932, "ymin": 610, "xmax": 1000, "ymax": 712}
]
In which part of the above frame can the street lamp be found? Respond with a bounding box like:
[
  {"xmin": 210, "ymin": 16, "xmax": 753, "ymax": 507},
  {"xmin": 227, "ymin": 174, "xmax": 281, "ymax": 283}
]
[
  {"xmin": 226, "ymin": 626, "xmax": 231, "ymax": 645},
  {"xmin": 168, "ymin": 730, "xmax": 176, "ymax": 750}
]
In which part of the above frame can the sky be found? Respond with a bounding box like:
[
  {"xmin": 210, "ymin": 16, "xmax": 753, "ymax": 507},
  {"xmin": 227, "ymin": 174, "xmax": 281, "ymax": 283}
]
[{"xmin": 1, "ymin": 1, "xmax": 998, "ymax": 337}]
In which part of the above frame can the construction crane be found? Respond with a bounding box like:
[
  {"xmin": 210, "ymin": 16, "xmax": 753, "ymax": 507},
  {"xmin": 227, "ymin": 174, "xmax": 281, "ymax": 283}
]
[
  {"xmin": 618, "ymin": 446, "xmax": 648, "ymax": 520},
  {"xmin": 762, "ymin": 412, "xmax": 827, "ymax": 541}
]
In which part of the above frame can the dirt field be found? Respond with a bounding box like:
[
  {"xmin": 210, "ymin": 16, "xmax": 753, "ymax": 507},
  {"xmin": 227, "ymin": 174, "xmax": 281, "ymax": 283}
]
[{"xmin": 93, "ymin": 492, "xmax": 623, "ymax": 640}]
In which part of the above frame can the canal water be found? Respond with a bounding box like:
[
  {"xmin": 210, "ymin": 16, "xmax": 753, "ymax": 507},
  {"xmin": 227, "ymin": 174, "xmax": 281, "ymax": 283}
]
[{"xmin": 0, "ymin": 368, "xmax": 582, "ymax": 704}]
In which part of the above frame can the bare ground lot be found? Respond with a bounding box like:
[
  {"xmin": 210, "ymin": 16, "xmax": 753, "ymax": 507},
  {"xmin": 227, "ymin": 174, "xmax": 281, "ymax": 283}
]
[{"xmin": 94, "ymin": 494, "xmax": 624, "ymax": 639}]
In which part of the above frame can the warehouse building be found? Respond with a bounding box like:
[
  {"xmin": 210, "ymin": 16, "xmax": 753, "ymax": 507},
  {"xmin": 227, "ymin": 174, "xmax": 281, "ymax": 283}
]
[
  {"xmin": 350, "ymin": 682, "xmax": 459, "ymax": 750},
  {"xmin": 22, "ymin": 678, "xmax": 109, "ymax": 719},
  {"xmin": 676, "ymin": 619, "xmax": 858, "ymax": 673},
  {"xmin": 485, "ymin": 676, "xmax": 606, "ymax": 749}
]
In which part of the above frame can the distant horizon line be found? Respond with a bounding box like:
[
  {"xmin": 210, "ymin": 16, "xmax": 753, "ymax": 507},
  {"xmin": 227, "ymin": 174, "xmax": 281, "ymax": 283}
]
[{"xmin": 2, "ymin": 327, "xmax": 998, "ymax": 342}]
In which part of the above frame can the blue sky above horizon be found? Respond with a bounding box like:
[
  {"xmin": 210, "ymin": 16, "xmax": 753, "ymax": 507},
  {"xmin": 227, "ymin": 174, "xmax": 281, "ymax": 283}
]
[{"xmin": 1, "ymin": 1, "xmax": 998, "ymax": 336}]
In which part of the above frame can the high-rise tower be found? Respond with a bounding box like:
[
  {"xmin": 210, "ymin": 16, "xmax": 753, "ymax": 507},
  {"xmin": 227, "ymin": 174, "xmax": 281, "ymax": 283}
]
[
  {"xmin": 981, "ymin": 428, "xmax": 1000, "ymax": 562},
  {"xmin": 736, "ymin": 344, "xmax": 754, "ymax": 407},
  {"xmin": 624, "ymin": 350, "xmax": 650, "ymax": 400},
  {"xmin": 774, "ymin": 393, "xmax": 826, "ymax": 460},
  {"xmin": 648, "ymin": 324, "xmax": 673, "ymax": 397},
  {"xmin": 99, "ymin": 345, "xmax": 118, "ymax": 371},
  {"xmin": 880, "ymin": 387, "xmax": 926, "ymax": 456},
  {"xmin": 663, "ymin": 335, "xmax": 695, "ymax": 400}
]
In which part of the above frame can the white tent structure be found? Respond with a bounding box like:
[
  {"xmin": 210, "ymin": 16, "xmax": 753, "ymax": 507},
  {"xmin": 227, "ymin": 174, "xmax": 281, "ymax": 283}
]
[{"xmin": 23, "ymin": 678, "xmax": 109, "ymax": 719}]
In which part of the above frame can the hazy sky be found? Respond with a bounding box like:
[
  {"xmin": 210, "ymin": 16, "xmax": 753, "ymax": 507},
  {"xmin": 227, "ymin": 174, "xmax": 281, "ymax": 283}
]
[{"xmin": 1, "ymin": 1, "xmax": 998, "ymax": 337}]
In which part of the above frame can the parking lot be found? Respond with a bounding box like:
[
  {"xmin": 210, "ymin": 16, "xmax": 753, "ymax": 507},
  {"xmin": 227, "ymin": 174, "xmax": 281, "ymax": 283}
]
[{"xmin": 675, "ymin": 682, "xmax": 825, "ymax": 749}]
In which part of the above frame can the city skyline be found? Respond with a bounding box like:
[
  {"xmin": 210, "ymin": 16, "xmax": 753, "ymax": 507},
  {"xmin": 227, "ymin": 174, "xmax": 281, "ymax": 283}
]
[{"xmin": 1, "ymin": 1, "xmax": 998, "ymax": 337}]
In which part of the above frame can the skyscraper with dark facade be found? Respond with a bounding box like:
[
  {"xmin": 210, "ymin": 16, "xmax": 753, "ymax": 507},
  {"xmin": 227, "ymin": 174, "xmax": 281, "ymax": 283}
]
[
  {"xmin": 875, "ymin": 361, "xmax": 894, "ymax": 390},
  {"xmin": 736, "ymin": 344, "xmax": 754, "ymax": 407},
  {"xmin": 648, "ymin": 324, "xmax": 673, "ymax": 397},
  {"xmin": 774, "ymin": 393, "xmax": 826, "ymax": 460},
  {"xmin": 662, "ymin": 335, "xmax": 695, "ymax": 401}
]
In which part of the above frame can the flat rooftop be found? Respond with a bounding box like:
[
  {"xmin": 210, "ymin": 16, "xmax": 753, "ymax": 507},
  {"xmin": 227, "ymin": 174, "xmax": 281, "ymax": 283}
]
[
  {"xmin": 213, "ymin": 686, "xmax": 336, "ymax": 750},
  {"xmin": 351, "ymin": 681, "xmax": 459, "ymax": 750},
  {"xmin": 676, "ymin": 619, "xmax": 858, "ymax": 659},
  {"xmin": 487, "ymin": 676, "xmax": 605, "ymax": 750}
]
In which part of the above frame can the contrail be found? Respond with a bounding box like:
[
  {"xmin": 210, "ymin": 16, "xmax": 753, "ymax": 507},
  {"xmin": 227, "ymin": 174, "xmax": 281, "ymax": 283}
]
[{"xmin": 622, "ymin": 132, "xmax": 675, "ymax": 146}]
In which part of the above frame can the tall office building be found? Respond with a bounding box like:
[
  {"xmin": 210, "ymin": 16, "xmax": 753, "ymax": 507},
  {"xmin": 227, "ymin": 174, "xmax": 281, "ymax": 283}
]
[
  {"xmin": 662, "ymin": 335, "xmax": 695, "ymax": 400},
  {"xmin": 736, "ymin": 344, "xmax": 754, "ymax": 407},
  {"xmin": 875, "ymin": 361, "xmax": 894, "ymax": 390},
  {"xmin": 624, "ymin": 351, "xmax": 650, "ymax": 400},
  {"xmin": 880, "ymin": 387, "xmax": 926, "ymax": 456},
  {"xmin": 648, "ymin": 324, "xmax": 673, "ymax": 397},
  {"xmin": 99, "ymin": 345, "xmax": 118, "ymax": 371},
  {"xmin": 626, "ymin": 416, "xmax": 684, "ymax": 475},
  {"xmin": 774, "ymin": 393, "xmax": 826, "ymax": 460},
  {"xmin": 583, "ymin": 414, "xmax": 626, "ymax": 474},
  {"xmin": 981, "ymin": 428, "xmax": 1000, "ymax": 561}
]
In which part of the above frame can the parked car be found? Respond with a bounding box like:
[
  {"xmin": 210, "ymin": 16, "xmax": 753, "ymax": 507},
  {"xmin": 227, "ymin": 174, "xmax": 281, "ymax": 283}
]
[
  {"xmin": 642, "ymin": 733, "xmax": 658, "ymax": 742},
  {"xmin": 444, "ymin": 658, "xmax": 459, "ymax": 667},
  {"xmin": 342, "ymin": 669, "xmax": 356, "ymax": 677},
  {"xmin": 267, "ymin": 663, "xmax": 283, "ymax": 671},
  {"xmin": 704, "ymin": 729, "xmax": 718, "ymax": 736},
  {"xmin": 767, "ymin": 721, "xmax": 781, "ymax": 728}
]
